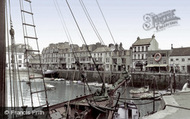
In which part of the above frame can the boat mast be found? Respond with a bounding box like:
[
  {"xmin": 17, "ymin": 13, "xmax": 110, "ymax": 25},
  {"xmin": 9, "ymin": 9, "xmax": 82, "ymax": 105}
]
[{"xmin": 0, "ymin": 0, "xmax": 6, "ymax": 117}]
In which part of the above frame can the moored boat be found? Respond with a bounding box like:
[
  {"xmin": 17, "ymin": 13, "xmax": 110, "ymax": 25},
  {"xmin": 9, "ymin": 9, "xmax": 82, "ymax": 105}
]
[{"xmin": 130, "ymin": 86, "xmax": 149, "ymax": 94}]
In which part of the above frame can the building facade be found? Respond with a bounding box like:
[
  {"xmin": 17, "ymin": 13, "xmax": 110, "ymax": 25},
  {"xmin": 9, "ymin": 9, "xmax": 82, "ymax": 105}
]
[
  {"xmin": 40, "ymin": 37, "xmax": 190, "ymax": 74},
  {"xmin": 6, "ymin": 44, "xmax": 27, "ymax": 70},
  {"xmin": 112, "ymin": 43, "xmax": 131, "ymax": 71},
  {"xmin": 131, "ymin": 35, "xmax": 159, "ymax": 71},
  {"xmin": 41, "ymin": 42, "xmax": 133, "ymax": 72},
  {"xmin": 169, "ymin": 47, "xmax": 190, "ymax": 73},
  {"xmin": 146, "ymin": 50, "xmax": 171, "ymax": 72}
]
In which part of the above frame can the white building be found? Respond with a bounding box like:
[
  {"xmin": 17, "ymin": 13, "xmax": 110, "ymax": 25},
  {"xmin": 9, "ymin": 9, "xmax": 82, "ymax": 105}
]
[
  {"xmin": 169, "ymin": 47, "xmax": 190, "ymax": 73},
  {"xmin": 92, "ymin": 46, "xmax": 113, "ymax": 71},
  {"xmin": 6, "ymin": 44, "xmax": 27, "ymax": 70},
  {"xmin": 132, "ymin": 35, "xmax": 159, "ymax": 71}
]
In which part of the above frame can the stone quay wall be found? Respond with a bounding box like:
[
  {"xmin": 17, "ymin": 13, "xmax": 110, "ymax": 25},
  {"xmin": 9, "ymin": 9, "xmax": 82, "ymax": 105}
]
[{"xmin": 56, "ymin": 70, "xmax": 190, "ymax": 90}]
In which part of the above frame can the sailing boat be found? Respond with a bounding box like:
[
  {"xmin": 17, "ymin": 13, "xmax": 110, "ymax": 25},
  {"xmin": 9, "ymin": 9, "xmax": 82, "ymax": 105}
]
[{"xmin": 1, "ymin": 0, "xmax": 139, "ymax": 119}]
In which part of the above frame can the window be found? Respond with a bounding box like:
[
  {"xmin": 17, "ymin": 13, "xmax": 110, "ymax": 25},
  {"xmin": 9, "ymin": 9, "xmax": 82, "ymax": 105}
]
[
  {"xmin": 119, "ymin": 51, "xmax": 122, "ymax": 56},
  {"xmin": 188, "ymin": 58, "xmax": 190, "ymax": 61},
  {"xmin": 170, "ymin": 58, "xmax": 173, "ymax": 61},
  {"xmin": 146, "ymin": 46, "xmax": 148, "ymax": 51},
  {"xmin": 106, "ymin": 58, "xmax": 110, "ymax": 63},
  {"xmin": 134, "ymin": 54, "xmax": 136, "ymax": 59},
  {"xmin": 98, "ymin": 58, "xmax": 102, "ymax": 62},
  {"xmin": 162, "ymin": 53, "xmax": 166, "ymax": 57},
  {"xmin": 182, "ymin": 58, "xmax": 185, "ymax": 62},
  {"xmin": 19, "ymin": 60, "xmax": 22, "ymax": 63},
  {"xmin": 182, "ymin": 66, "xmax": 185, "ymax": 70},
  {"xmin": 113, "ymin": 58, "xmax": 117, "ymax": 64},
  {"xmin": 106, "ymin": 64, "xmax": 109, "ymax": 68},
  {"xmin": 68, "ymin": 58, "xmax": 70, "ymax": 63},
  {"xmin": 138, "ymin": 47, "xmax": 140, "ymax": 52},
  {"xmin": 142, "ymin": 54, "xmax": 144, "ymax": 59},
  {"xmin": 18, "ymin": 55, "xmax": 22, "ymax": 59},
  {"xmin": 163, "ymin": 60, "xmax": 166, "ymax": 64},
  {"xmin": 176, "ymin": 58, "xmax": 179, "ymax": 61},
  {"xmin": 142, "ymin": 47, "xmax": 144, "ymax": 52},
  {"xmin": 138, "ymin": 54, "xmax": 140, "ymax": 59},
  {"xmin": 122, "ymin": 58, "xmax": 126, "ymax": 63}
]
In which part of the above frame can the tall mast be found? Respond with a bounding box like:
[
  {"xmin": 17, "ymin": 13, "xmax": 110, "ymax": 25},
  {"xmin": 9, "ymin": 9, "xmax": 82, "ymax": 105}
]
[{"xmin": 0, "ymin": 0, "xmax": 6, "ymax": 117}]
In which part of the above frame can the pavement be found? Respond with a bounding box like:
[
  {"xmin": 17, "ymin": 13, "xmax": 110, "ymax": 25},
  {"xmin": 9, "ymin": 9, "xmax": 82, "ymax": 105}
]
[{"xmin": 143, "ymin": 91, "xmax": 190, "ymax": 119}]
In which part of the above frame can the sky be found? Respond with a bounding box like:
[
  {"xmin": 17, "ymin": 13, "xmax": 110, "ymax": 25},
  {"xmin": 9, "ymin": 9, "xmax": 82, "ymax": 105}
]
[{"xmin": 7, "ymin": 0, "xmax": 190, "ymax": 51}]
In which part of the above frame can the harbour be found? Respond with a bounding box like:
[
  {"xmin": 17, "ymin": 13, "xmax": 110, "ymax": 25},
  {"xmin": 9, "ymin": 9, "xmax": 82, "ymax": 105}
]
[
  {"xmin": 6, "ymin": 72, "xmax": 162, "ymax": 118},
  {"xmin": 1, "ymin": 0, "xmax": 190, "ymax": 119}
]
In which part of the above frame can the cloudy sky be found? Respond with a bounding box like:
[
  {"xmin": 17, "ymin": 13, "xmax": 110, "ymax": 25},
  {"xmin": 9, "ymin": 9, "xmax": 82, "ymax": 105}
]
[{"xmin": 8, "ymin": 0, "xmax": 190, "ymax": 51}]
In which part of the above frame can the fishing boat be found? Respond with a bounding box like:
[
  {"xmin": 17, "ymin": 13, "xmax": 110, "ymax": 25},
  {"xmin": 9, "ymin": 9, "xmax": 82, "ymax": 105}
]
[
  {"xmin": 114, "ymin": 102, "xmax": 139, "ymax": 119},
  {"xmin": 48, "ymin": 70, "xmax": 135, "ymax": 119},
  {"xmin": 0, "ymin": 0, "xmax": 140, "ymax": 119},
  {"xmin": 130, "ymin": 86, "xmax": 149, "ymax": 94}
]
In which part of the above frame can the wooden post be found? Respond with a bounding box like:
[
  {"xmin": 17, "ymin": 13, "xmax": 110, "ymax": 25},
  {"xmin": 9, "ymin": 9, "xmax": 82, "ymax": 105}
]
[
  {"xmin": 0, "ymin": 0, "xmax": 6, "ymax": 118},
  {"xmin": 173, "ymin": 72, "xmax": 176, "ymax": 93},
  {"xmin": 170, "ymin": 73, "xmax": 173, "ymax": 94},
  {"xmin": 153, "ymin": 77, "xmax": 155, "ymax": 113},
  {"xmin": 72, "ymin": 71, "xmax": 75, "ymax": 81}
]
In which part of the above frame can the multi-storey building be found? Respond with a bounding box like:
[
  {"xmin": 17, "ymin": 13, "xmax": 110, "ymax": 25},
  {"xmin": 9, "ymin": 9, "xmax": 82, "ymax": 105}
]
[
  {"xmin": 146, "ymin": 50, "xmax": 171, "ymax": 72},
  {"xmin": 42, "ymin": 42, "xmax": 105, "ymax": 70},
  {"xmin": 131, "ymin": 35, "xmax": 159, "ymax": 71},
  {"xmin": 169, "ymin": 47, "xmax": 190, "ymax": 73},
  {"xmin": 42, "ymin": 42, "xmax": 75, "ymax": 70},
  {"xmin": 6, "ymin": 44, "xmax": 28, "ymax": 70},
  {"xmin": 41, "ymin": 36, "xmax": 190, "ymax": 74},
  {"xmin": 112, "ymin": 43, "xmax": 131, "ymax": 71},
  {"xmin": 92, "ymin": 46, "xmax": 113, "ymax": 71}
]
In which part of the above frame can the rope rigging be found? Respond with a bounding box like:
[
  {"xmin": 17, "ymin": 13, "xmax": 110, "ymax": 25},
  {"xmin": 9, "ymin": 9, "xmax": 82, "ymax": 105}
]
[
  {"xmin": 51, "ymin": 0, "xmax": 101, "ymax": 107},
  {"xmin": 52, "ymin": 0, "xmax": 81, "ymax": 69},
  {"xmin": 18, "ymin": 0, "xmax": 49, "ymax": 109},
  {"xmin": 78, "ymin": 0, "xmax": 112, "ymax": 60},
  {"xmin": 79, "ymin": 0, "xmax": 105, "ymax": 46},
  {"xmin": 5, "ymin": 0, "xmax": 13, "ymax": 108},
  {"xmin": 95, "ymin": 0, "xmax": 116, "ymax": 45},
  {"xmin": 6, "ymin": 0, "xmax": 25, "ymax": 109},
  {"xmin": 65, "ymin": 0, "xmax": 106, "ymax": 95}
]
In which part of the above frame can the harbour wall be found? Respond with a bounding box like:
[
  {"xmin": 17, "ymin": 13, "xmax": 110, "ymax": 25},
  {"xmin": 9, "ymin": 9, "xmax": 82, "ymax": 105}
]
[{"xmin": 55, "ymin": 70, "xmax": 190, "ymax": 90}]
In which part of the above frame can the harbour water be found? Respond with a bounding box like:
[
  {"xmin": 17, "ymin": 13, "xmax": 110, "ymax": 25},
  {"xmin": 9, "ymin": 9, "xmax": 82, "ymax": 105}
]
[{"xmin": 6, "ymin": 72, "xmax": 161, "ymax": 118}]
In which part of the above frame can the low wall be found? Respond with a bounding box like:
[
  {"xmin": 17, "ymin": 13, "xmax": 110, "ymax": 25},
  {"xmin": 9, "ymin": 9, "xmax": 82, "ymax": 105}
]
[{"xmin": 56, "ymin": 70, "xmax": 190, "ymax": 90}]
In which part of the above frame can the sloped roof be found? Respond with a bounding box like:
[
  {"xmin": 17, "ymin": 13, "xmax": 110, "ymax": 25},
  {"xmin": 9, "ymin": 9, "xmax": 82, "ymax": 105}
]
[
  {"xmin": 93, "ymin": 47, "xmax": 111, "ymax": 53},
  {"xmin": 132, "ymin": 38, "xmax": 153, "ymax": 46},
  {"xmin": 170, "ymin": 47, "xmax": 190, "ymax": 56}
]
